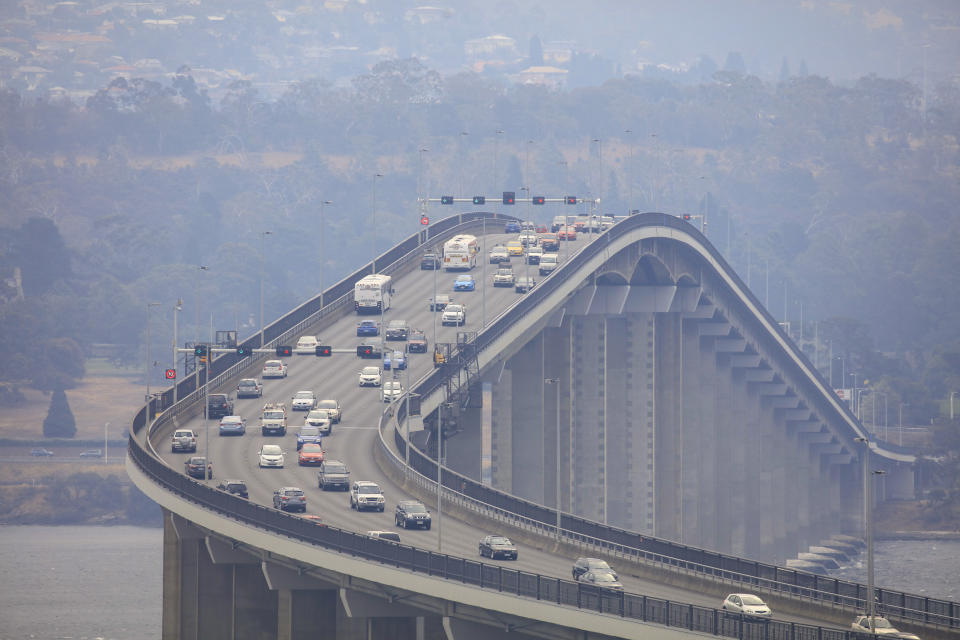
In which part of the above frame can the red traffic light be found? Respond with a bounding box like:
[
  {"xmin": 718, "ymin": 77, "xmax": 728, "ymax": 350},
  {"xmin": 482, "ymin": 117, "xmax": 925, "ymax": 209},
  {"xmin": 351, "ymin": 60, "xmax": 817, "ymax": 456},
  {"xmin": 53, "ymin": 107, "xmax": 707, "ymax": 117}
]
[
  {"xmin": 565, "ymin": 196, "xmax": 577, "ymax": 205},
  {"xmin": 316, "ymin": 345, "xmax": 332, "ymax": 357},
  {"xmin": 682, "ymin": 214, "xmax": 692, "ymax": 221},
  {"xmin": 532, "ymin": 196, "xmax": 545, "ymax": 205},
  {"xmin": 502, "ymin": 191, "xmax": 515, "ymax": 205},
  {"xmin": 276, "ymin": 345, "xmax": 292, "ymax": 357},
  {"xmin": 165, "ymin": 369, "xmax": 176, "ymax": 379}
]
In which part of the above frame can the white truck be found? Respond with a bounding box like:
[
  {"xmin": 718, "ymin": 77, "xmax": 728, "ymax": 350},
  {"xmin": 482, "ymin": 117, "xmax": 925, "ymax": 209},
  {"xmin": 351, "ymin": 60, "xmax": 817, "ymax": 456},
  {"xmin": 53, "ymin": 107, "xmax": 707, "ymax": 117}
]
[
  {"xmin": 354, "ymin": 274, "xmax": 392, "ymax": 314},
  {"xmin": 538, "ymin": 253, "xmax": 560, "ymax": 276},
  {"xmin": 260, "ymin": 403, "xmax": 287, "ymax": 436},
  {"xmin": 443, "ymin": 234, "xmax": 478, "ymax": 271}
]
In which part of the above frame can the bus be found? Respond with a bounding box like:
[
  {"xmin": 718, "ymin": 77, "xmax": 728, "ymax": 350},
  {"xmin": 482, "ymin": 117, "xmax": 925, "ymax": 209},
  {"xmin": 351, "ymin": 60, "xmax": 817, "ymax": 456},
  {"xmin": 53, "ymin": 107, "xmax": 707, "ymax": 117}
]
[
  {"xmin": 354, "ymin": 274, "xmax": 393, "ymax": 314},
  {"xmin": 443, "ymin": 234, "xmax": 479, "ymax": 271}
]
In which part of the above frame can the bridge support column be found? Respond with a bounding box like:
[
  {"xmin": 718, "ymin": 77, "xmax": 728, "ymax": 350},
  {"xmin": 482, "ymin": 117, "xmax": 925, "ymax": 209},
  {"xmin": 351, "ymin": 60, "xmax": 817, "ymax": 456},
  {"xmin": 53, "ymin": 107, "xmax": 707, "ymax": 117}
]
[
  {"xmin": 571, "ymin": 314, "xmax": 607, "ymax": 523},
  {"xmin": 339, "ymin": 589, "xmax": 439, "ymax": 640},
  {"xmin": 263, "ymin": 562, "xmax": 339, "ymax": 640}
]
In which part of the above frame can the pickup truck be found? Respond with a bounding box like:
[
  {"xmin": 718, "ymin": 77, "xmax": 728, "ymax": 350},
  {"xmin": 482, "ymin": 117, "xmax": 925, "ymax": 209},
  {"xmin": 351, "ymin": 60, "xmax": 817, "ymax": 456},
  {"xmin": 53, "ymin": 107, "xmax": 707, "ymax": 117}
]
[
  {"xmin": 441, "ymin": 304, "xmax": 466, "ymax": 326},
  {"xmin": 493, "ymin": 268, "xmax": 515, "ymax": 287}
]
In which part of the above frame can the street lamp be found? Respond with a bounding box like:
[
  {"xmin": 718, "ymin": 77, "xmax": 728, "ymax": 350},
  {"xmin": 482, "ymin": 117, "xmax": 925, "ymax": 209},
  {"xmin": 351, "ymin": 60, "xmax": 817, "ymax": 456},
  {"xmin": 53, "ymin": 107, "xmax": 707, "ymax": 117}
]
[
  {"xmin": 950, "ymin": 391, "xmax": 958, "ymax": 421},
  {"xmin": 592, "ymin": 138, "xmax": 603, "ymax": 233},
  {"xmin": 855, "ymin": 437, "xmax": 882, "ymax": 632},
  {"xmin": 172, "ymin": 298, "xmax": 182, "ymax": 404},
  {"xmin": 458, "ymin": 132, "xmax": 469, "ymax": 198},
  {"xmin": 625, "ymin": 129, "xmax": 634, "ymax": 215},
  {"xmin": 898, "ymin": 403, "xmax": 909, "ymax": 446},
  {"xmin": 319, "ymin": 201, "xmax": 332, "ymax": 307},
  {"xmin": 145, "ymin": 302, "xmax": 162, "ymax": 418},
  {"xmin": 545, "ymin": 378, "xmax": 561, "ymax": 541},
  {"xmin": 259, "ymin": 232, "xmax": 272, "ymax": 348},
  {"xmin": 372, "ymin": 173, "xmax": 383, "ymax": 273}
]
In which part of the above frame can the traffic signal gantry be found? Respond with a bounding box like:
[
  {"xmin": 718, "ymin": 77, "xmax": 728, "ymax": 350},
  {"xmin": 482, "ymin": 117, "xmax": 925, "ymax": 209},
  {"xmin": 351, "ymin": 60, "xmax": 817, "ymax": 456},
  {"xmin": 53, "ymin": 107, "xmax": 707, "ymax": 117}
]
[{"xmin": 424, "ymin": 194, "xmax": 596, "ymax": 207}]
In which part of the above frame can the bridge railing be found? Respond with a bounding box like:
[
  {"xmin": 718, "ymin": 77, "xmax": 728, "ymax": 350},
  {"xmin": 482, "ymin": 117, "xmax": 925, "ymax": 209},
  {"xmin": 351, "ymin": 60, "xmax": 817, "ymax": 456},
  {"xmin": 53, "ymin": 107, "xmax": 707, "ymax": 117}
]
[{"xmin": 387, "ymin": 213, "xmax": 958, "ymax": 630}]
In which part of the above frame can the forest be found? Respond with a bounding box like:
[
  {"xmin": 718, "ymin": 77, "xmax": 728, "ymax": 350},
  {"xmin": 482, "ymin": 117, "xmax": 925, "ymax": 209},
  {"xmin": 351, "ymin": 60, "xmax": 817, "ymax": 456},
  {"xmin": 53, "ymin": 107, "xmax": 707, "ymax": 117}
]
[{"xmin": 1, "ymin": 60, "xmax": 959, "ymax": 475}]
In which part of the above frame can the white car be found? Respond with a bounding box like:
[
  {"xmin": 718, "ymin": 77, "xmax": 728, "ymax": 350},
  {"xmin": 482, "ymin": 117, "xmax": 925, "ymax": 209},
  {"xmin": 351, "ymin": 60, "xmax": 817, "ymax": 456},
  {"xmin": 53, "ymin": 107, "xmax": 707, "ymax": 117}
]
[
  {"xmin": 316, "ymin": 399, "xmax": 342, "ymax": 423},
  {"xmin": 442, "ymin": 304, "xmax": 466, "ymax": 326},
  {"xmin": 381, "ymin": 381, "xmax": 403, "ymax": 403},
  {"xmin": 721, "ymin": 593, "xmax": 772, "ymax": 618},
  {"xmin": 262, "ymin": 360, "xmax": 288, "ymax": 378},
  {"xmin": 350, "ymin": 480, "xmax": 385, "ymax": 512},
  {"xmin": 358, "ymin": 366, "xmax": 382, "ymax": 387},
  {"xmin": 493, "ymin": 268, "xmax": 515, "ymax": 287},
  {"xmin": 304, "ymin": 409, "xmax": 333, "ymax": 435},
  {"xmin": 489, "ymin": 244, "xmax": 510, "ymax": 263},
  {"xmin": 258, "ymin": 444, "xmax": 285, "ymax": 468},
  {"xmin": 294, "ymin": 335, "xmax": 319, "ymax": 354},
  {"xmin": 538, "ymin": 253, "xmax": 559, "ymax": 275},
  {"xmin": 851, "ymin": 616, "xmax": 920, "ymax": 639},
  {"xmin": 526, "ymin": 245, "xmax": 544, "ymax": 264},
  {"xmin": 291, "ymin": 390, "xmax": 316, "ymax": 411},
  {"xmin": 518, "ymin": 230, "xmax": 538, "ymax": 246}
]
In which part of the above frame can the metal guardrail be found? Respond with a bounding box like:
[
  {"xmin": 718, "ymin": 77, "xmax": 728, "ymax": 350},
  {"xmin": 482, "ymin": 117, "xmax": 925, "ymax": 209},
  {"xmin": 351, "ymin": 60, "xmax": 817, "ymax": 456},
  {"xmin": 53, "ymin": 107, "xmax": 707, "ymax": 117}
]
[{"xmin": 130, "ymin": 212, "xmax": 958, "ymax": 635}]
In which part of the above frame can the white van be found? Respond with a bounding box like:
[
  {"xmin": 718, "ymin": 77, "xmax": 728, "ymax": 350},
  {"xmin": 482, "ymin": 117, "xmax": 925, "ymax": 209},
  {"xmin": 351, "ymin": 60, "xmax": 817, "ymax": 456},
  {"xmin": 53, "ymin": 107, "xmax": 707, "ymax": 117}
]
[{"xmin": 539, "ymin": 253, "xmax": 559, "ymax": 275}]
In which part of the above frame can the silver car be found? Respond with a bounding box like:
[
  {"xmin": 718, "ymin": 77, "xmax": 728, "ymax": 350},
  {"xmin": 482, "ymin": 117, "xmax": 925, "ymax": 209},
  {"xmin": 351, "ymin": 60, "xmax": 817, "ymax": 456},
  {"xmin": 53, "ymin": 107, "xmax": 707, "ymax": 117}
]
[
  {"xmin": 318, "ymin": 460, "xmax": 350, "ymax": 491},
  {"xmin": 273, "ymin": 486, "xmax": 306, "ymax": 512}
]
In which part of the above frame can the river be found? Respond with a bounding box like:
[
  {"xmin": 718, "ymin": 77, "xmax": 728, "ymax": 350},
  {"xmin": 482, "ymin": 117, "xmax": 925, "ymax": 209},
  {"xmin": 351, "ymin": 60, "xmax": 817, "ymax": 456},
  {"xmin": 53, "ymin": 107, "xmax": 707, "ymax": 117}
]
[{"xmin": 0, "ymin": 526, "xmax": 957, "ymax": 639}]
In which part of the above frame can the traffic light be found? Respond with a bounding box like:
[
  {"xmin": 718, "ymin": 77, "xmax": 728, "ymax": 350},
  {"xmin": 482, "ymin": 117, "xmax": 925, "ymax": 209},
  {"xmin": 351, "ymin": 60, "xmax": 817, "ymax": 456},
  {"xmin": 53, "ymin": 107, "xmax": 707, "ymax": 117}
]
[
  {"xmin": 194, "ymin": 344, "xmax": 208, "ymax": 357},
  {"xmin": 472, "ymin": 196, "xmax": 485, "ymax": 205},
  {"xmin": 357, "ymin": 345, "xmax": 373, "ymax": 357},
  {"xmin": 565, "ymin": 196, "xmax": 577, "ymax": 205},
  {"xmin": 316, "ymin": 345, "xmax": 332, "ymax": 357},
  {"xmin": 682, "ymin": 214, "xmax": 692, "ymax": 221},
  {"xmin": 440, "ymin": 195, "xmax": 454, "ymax": 205},
  {"xmin": 236, "ymin": 345, "xmax": 251, "ymax": 357},
  {"xmin": 275, "ymin": 345, "xmax": 292, "ymax": 357},
  {"xmin": 502, "ymin": 191, "xmax": 515, "ymax": 205},
  {"xmin": 532, "ymin": 196, "xmax": 545, "ymax": 205}
]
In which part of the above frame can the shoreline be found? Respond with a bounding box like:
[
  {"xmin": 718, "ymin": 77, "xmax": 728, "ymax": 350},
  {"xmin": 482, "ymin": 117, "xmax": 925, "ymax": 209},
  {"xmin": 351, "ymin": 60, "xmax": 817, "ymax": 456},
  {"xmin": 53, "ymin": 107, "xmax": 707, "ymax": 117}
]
[{"xmin": 874, "ymin": 530, "xmax": 960, "ymax": 541}]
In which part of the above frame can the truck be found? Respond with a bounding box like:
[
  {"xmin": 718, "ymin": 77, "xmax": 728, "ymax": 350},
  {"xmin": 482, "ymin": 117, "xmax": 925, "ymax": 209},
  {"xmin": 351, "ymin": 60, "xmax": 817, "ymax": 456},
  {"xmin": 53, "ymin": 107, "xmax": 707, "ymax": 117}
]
[
  {"xmin": 443, "ymin": 234, "xmax": 478, "ymax": 271},
  {"xmin": 260, "ymin": 402, "xmax": 287, "ymax": 436},
  {"xmin": 354, "ymin": 274, "xmax": 392, "ymax": 314}
]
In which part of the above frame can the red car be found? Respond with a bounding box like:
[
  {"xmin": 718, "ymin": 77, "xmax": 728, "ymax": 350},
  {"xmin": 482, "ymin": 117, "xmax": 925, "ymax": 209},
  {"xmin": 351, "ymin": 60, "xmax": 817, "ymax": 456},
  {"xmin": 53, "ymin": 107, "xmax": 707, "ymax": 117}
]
[
  {"xmin": 557, "ymin": 226, "xmax": 577, "ymax": 241},
  {"xmin": 298, "ymin": 442, "xmax": 325, "ymax": 466}
]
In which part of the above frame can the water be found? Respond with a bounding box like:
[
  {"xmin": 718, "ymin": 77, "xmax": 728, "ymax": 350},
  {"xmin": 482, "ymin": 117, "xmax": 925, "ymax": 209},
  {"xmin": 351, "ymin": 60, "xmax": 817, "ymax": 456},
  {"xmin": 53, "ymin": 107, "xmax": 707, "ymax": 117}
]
[
  {"xmin": 827, "ymin": 539, "xmax": 960, "ymax": 602},
  {"xmin": 0, "ymin": 525, "xmax": 162, "ymax": 640},
  {"xmin": 0, "ymin": 526, "xmax": 957, "ymax": 639}
]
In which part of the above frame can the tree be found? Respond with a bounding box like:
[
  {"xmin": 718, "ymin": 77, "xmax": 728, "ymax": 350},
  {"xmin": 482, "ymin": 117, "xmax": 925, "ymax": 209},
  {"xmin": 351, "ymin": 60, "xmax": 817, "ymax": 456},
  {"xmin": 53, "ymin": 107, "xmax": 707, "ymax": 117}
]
[{"xmin": 43, "ymin": 388, "xmax": 76, "ymax": 438}]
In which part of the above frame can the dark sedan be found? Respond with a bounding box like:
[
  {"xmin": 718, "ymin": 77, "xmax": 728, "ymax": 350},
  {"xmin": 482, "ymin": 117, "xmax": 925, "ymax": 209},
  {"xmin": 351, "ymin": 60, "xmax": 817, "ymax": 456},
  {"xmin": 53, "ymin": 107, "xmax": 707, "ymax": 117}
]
[{"xmin": 478, "ymin": 535, "xmax": 518, "ymax": 560}]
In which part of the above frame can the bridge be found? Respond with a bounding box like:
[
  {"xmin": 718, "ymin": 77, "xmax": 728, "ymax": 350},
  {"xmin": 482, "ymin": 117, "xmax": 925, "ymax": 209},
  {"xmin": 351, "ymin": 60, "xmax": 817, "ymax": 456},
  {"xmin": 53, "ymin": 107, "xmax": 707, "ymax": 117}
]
[{"xmin": 127, "ymin": 212, "xmax": 956, "ymax": 639}]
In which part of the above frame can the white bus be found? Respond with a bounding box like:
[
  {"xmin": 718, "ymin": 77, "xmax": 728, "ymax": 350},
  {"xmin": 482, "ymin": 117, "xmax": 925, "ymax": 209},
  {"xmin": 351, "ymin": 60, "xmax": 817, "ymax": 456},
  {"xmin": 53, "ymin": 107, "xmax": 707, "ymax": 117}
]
[
  {"xmin": 354, "ymin": 274, "xmax": 393, "ymax": 314},
  {"xmin": 443, "ymin": 234, "xmax": 479, "ymax": 271}
]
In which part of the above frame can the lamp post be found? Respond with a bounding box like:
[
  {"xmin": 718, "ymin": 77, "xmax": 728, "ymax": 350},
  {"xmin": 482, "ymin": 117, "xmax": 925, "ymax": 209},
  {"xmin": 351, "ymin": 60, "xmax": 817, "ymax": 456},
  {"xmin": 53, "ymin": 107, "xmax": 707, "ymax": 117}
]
[
  {"xmin": 855, "ymin": 437, "xmax": 881, "ymax": 631},
  {"xmin": 898, "ymin": 403, "xmax": 909, "ymax": 446},
  {"xmin": 458, "ymin": 132, "xmax": 469, "ymax": 198},
  {"xmin": 259, "ymin": 232, "xmax": 271, "ymax": 348},
  {"xmin": 372, "ymin": 173, "xmax": 383, "ymax": 273},
  {"xmin": 625, "ymin": 129, "xmax": 634, "ymax": 214},
  {"xmin": 545, "ymin": 378, "xmax": 561, "ymax": 541},
  {"xmin": 950, "ymin": 391, "xmax": 958, "ymax": 421},
  {"xmin": 145, "ymin": 301, "xmax": 162, "ymax": 418},
  {"xmin": 319, "ymin": 201, "xmax": 332, "ymax": 307},
  {"xmin": 172, "ymin": 298, "xmax": 182, "ymax": 404}
]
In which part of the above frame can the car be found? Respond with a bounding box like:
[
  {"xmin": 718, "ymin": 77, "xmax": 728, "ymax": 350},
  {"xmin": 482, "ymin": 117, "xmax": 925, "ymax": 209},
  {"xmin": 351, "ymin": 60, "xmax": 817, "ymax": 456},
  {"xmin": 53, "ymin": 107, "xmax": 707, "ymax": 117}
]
[
  {"xmin": 520, "ymin": 219, "xmax": 535, "ymax": 230},
  {"xmin": 31, "ymin": 448, "xmax": 54, "ymax": 457},
  {"xmin": 506, "ymin": 240, "xmax": 524, "ymax": 256},
  {"xmin": 721, "ymin": 594, "xmax": 773, "ymax": 618},
  {"xmin": 236, "ymin": 378, "xmax": 262, "ymax": 398},
  {"xmin": 262, "ymin": 359, "xmax": 288, "ymax": 378},
  {"xmin": 558, "ymin": 225, "xmax": 577, "ymax": 240},
  {"xmin": 207, "ymin": 393, "xmax": 234, "ymax": 419},
  {"xmin": 356, "ymin": 320, "xmax": 380, "ymax": 337},
  {"xmin": 216, "ymin": 479, "xmax": 248, "ymax": 498},
  {"xmin": 298, "ymin": 442, "xmax": 325, "ymax": 466},
  {"xmin": 514, "ymin": 276, "xmax": 536, "ymax": 293},
  {"xmin": 294, "ymin": 335, "xmax": 319, "ymax": 355},
  {"xmin": 395, "ymin": 500, "xmax": 432, "ymax": 529},
  {"xmin": 260, "ymin": 402, "xmax": 287, "ymax": 436},
  {"xmin": 315, "ymin": 399, "xmax": 342, "ymax": 423},
  {"xmin": 493, "ymin": 267, "xmax": 515, "ymax": 287},
  {"xmin": 356, "ymin": 342, "xmax": 383, "ymax": 359},
  {"xmin": 218, "ymin": 415, "xmax": 246, "ymax": 436},
  {"xmin": 407, "ymin": 329, "xmax": 427, "ymax": 353},
  {"xmin": 272, "ymin": 486, "xmax": 306, "ymax": 512},
  {"xmin": 184, "ymin": 456, "xmax": 212, "ymax": 479},
  {"xmin": 385, "ymin": 320, "xmax": 410, "ymax": 341},
  {"xmin": 383, "ymin": 350, "xmax": 406, "ymax": 370},
  {"xmin": 535, "ymin": 224, "xmax": 549, "ymax": 233},
  {"xmin": 296, "ymin": 425, "xmax": 323, "ymax": 450},
  {"xmin": 80, "ymin": 449, "xmax": 103, "ymax": 458},
  {"xmin": 258, "ymin": 444, "xmax": 284, "ymax": 468},
  {"xmin": 540, "ymin": 233, "xmax": 559, "ymax": 251},
  {"xmin": 518, "ymin": 230, "xmax": 538, "ymax": 246},
  {"xmin": 453, "ymin": 274, "xmax": 476, "ymax": 291},
  {"xmin": 504, "ymin": 221, "xmax": 521, "ymax": 233},
  {"xmin": 367, "ymin": 530, "xmax": 401, "ymax": 542},
  {"xmin": 572, "ymin": 558, "xmax": 618, "ymax": 581},
  {"xmin": 489, "ymin": 244, "xmax": 510, "ymax": 263},
  {"xmin": 478, "ymin": 535, "xmax": 518, "ymax": 560},
  {"xmin": 851, "ymin": 616, "xmax": 920, "ymax": 639},
  {"xmin": 420, "ymin": 252, "xmax": 441, "ymax": 270},
  {"xmin": 577, "ymin": 570, "xmax": 624, "ymax": 591},
  {"xmin": 538, "ymin": 253, "xmax": 559, "ymax": 275},
  {"xmin": 290, "ymin": 390, "xmax": 316, "ymax": 411},
  {"xmin": 350, "ymin": 480, "xmax": 385, "ymax": 511},
  {"xmin": 317, "ymin": 459, "xmax": 350, "ymax": 491},
  {"xmin": 526, "ymin": 245, "xmax": 543, "ymax": 264},
  {"xmin": 381, "ymin": 380, "xmax": 403, "ymax": 402},
  {"xmin": 551, "ymin": 215, "xmax": 569, "ymax": 232},
  {"xmin": 304, "ymin": 408, "xmax": 333, "ymax": 435},
  {"xmin": 429, "ymin": 294, "xmax": 452, "ymax": 311},
  {"xmin": 171, "ymin": 429, "xmax": 198, "ymax": 453},
  {"xmin": 358, "ymin": 366, "xmax": 382, "ymax": 386},
  {"xmin": 441, "ymin": 304, "xmax": 466, "ymax": 326}
]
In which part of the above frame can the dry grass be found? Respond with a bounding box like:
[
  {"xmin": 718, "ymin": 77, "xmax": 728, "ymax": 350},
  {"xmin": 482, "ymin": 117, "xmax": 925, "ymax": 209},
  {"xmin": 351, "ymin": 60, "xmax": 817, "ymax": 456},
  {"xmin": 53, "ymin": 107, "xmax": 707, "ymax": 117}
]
[{"xmin": 0, "ymin": 376, "xmax": 143, "ymax": 441}]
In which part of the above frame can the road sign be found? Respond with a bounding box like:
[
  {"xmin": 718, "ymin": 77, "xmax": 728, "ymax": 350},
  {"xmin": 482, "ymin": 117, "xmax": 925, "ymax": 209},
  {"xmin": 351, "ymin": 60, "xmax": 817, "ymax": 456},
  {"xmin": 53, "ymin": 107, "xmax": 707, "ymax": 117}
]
[
  {"xmin": 420, "ymin": 215, "xmax": 429, "ymax": 225},
  {"xmin": 165, "ymin": 369, "xmax": 176, "ymax": 379}
]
